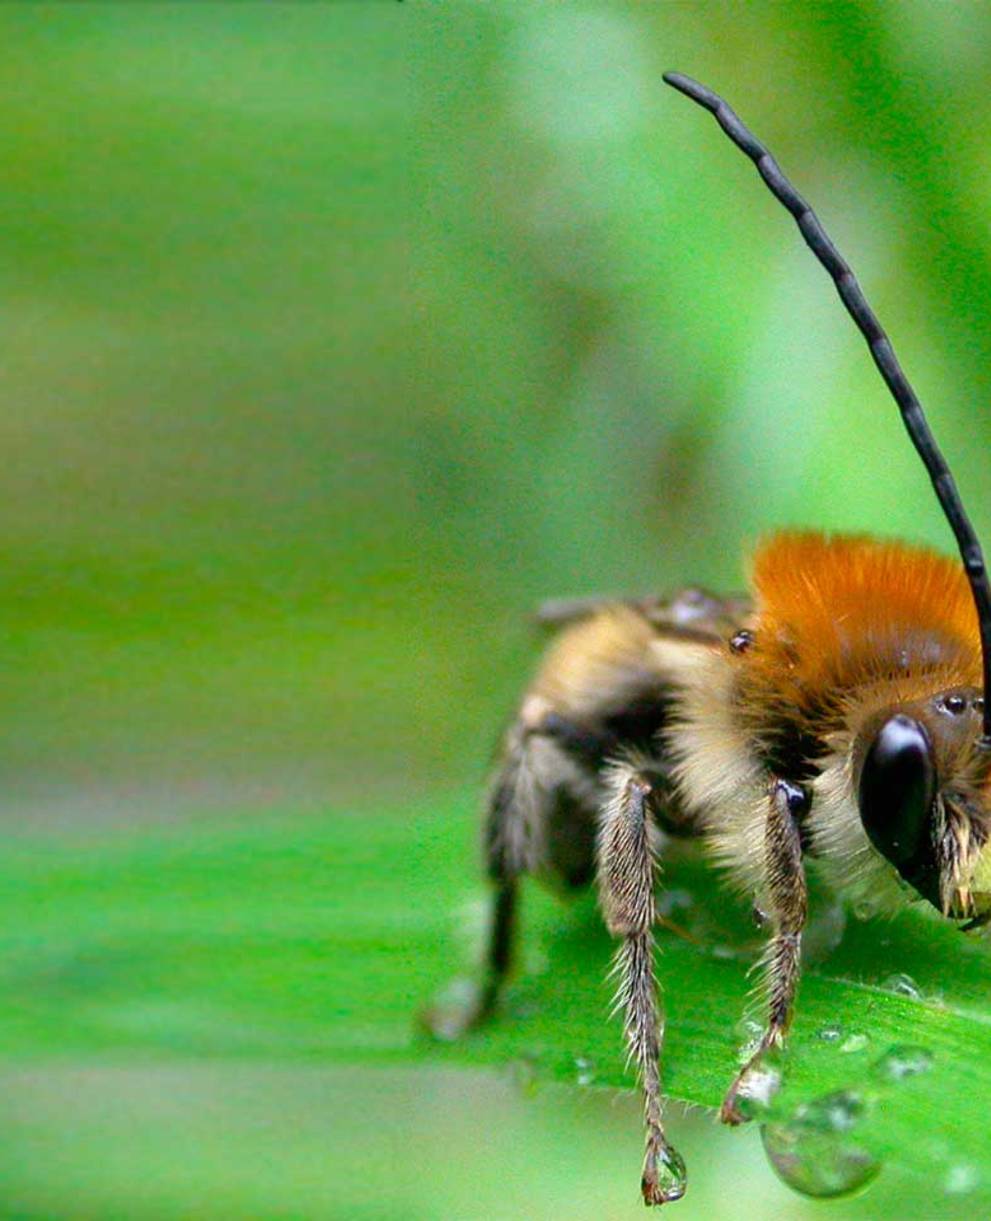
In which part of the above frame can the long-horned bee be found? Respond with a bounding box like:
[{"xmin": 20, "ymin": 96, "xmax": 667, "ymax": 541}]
[{"xmin": 424, "ymin": 73, "xmax": 991, "ymax": 1205}]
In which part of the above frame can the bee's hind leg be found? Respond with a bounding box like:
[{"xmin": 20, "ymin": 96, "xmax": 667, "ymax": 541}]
[
  {"xmin": 720, "ymin": 779, "xmax": 808, "ymax": 1125},
  {"xmin": 598, "ymin": 759, "xmax": 686, "ymax": 1206},
  {"xmin": 420, "ymin": 723, "xmax": 542, "ymax": 1041}
]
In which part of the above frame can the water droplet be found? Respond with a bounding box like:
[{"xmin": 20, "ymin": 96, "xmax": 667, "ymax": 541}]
[
  {"xmin": 710, "ymin": 943, "xmax": 740, "ymax": 961},
  {"xmin": 761, "ymin": 1090, "xmax": 880, "ymax": 1199},
  {"xmin": 946, "ymin": 1164, "xmax": 980, "ymax": 1195},
  {"xmin": 574, "ymin": 1055, "xmax": 596, "ymax": 1086},
  {"xmin": 854, "ymin": 897, "xmax": 880, "ymax": 921},
  {"xmin": 839, "ymin": 1033, "xmax": 870, "ymax": 1054},
  {"xmin": 735, "ymin": 1064, "xmax": 782, "ymax": 1119},
  {"xmin": 818, "ymin": 1023, "xmax": 844, "ymax": 1044},
  {"xmin": 734, "ymin": 1016, "xmax": 763, "ymax": 1057},
  {"xmin": 872, "ymin": 1044, "xmax": 933, "ymax": 1082},
  {"xmin": 643, "ymin": 1142, "xmax": 687, "ymax": 1203},
  {"xmin": 801, "ymin": 1090, "xmax": 866, "ymax": 1133},
  {"xmin": 881, "ymin": 972, "xmax": 922, "ymax": 999}
]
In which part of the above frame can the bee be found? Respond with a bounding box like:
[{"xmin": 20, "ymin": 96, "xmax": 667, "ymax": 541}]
[{"xmin": 423, "ymin": 73, "xmax": 991, "ymax": 1205}]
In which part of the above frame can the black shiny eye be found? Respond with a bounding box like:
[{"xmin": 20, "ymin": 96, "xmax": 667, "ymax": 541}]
[{"xmin": 857, "ymin": 714, "xmax": 939, "ymax": 906}]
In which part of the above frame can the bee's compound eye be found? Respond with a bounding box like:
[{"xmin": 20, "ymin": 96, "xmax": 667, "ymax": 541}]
[{"xmin": 857, "ymin": 714, "xmax": 938, "ymax": 904}]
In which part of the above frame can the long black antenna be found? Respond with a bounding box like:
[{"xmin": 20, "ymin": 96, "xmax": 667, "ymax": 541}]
[{"xmin": 664, "ymin": 71, "xmax": 991, "ymax": 746}]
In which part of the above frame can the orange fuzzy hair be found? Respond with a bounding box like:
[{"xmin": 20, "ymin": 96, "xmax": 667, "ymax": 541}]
[{"xmin": 743, "ymin": 531, "xmax": 982, "ymax": 705}]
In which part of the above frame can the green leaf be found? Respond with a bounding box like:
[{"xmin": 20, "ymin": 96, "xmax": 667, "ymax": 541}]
[{"xmin": 1, "ymin": 793, "xmax": 989, "ymax": 1213}]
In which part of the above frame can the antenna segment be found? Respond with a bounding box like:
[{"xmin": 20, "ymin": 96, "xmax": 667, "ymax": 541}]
[{"xmin": 664, "ymin": 71, "xmax": 991, "ymax": 744}]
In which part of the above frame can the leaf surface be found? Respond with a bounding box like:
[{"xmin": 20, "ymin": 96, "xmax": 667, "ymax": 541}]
[{"xmin": 1, "ymin": 794, "xmax": 989, "ymax": 1211}]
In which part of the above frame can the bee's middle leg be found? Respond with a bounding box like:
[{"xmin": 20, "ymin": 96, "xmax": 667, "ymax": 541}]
[
  {"xmin": 720, "ymin": 778, "xmax": 808, "ymax": 1125},
  {"xmin": 598, "ymin": 759, "xmax": 686, "ymax": 1206}
]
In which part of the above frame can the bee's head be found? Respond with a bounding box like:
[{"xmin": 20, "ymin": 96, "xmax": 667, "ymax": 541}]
[{"xmin": 855, "ymin": 687, "xmax": 991, "ymax": 920}]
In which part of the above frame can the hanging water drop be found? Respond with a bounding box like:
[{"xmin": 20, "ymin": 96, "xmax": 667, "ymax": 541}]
[
  {"xmin": 761, "ymin": 1090, "xmax": 880, "ymax": 1200},
  {"xmin": 644, "ymin": 1142, "xmax": 687, "ymax": 1203}
]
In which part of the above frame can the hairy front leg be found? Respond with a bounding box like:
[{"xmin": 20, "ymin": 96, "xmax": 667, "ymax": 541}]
[
  {"xmin": 598, "ymin": 762, "xmax": 686, "ymax": 1206},
  {"xmin": 721, "ymin": 778, "xmax": 808, "ymax": 1125}
]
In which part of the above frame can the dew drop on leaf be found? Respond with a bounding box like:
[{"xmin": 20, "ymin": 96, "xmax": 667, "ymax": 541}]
[
  {"xmin": 735, "ymin": 1064, "xmax": 782, "ymax": 1120},
  {"xmin": 734, "ymin": 1016, "xmax": 763, "ymax": 1060},
  {"xmin": 802, "ymin": 1089, "xmax": 866, "ymax": 1133},
  {"xmin": 839, "ymin": 1032, "xmax": 870, "ymax": 1054},
  {"xmin": 761, "ymin": 1090, "xmax": 880, "ymax": 1200},
  {"xmin": 817, "ymin": 1023, "xmax": 844, "ymax": 1043},
  {"xmin": 871, "ymin": 1044, "xmax": 934, "ymax": 1082},
  {"xmin": 881, "ymin": 972, "xmax": 922, "ymax": 999}
]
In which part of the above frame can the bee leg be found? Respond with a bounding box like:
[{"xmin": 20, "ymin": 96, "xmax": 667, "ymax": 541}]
[
  {"xmin": 598, "ymin": 761, "xmax": 686, "ymax": 1206},
  {"xmin": 471, "ymin": 858, "xmax": 524, "ymax": 1032},
  {"xmin": 720, "ymin": 779, "xmax": 808, "ymax": 1126},
  {"xmin": 421, "ymin": 727, "xmax": 534, "ymax": 1040}
]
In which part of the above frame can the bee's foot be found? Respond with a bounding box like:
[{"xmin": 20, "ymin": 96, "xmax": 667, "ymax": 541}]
[
  {"xmin": 719, "ymin": 1093, "xmax": 748, "ymax": 1126},
  {"xmin": 417, "ymin": 977, "xmax": 491, "ymax": 1042},
  {"xmin": 641, "ymin": 1139, "xmax": 687, "ymax": 1205}
]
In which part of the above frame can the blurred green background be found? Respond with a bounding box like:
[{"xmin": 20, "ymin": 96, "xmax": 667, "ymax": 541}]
[{"xmin": 4, "ymin": 2, "xmax": 991, "ymax": 1218}]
